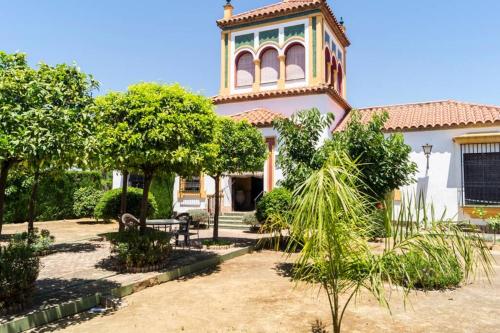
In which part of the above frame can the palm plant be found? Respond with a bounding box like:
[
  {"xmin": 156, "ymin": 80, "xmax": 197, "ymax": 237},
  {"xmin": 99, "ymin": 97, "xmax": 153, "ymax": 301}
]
[{"xmin": 285, "ymin": 147, "xmax": 493, "ymax": 333}]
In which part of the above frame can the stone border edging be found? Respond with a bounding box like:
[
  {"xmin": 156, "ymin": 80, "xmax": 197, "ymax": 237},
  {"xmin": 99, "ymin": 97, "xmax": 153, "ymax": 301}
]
[{"xmin": 0, "ymin": 245, "xmax": 255, "ymax": 333}]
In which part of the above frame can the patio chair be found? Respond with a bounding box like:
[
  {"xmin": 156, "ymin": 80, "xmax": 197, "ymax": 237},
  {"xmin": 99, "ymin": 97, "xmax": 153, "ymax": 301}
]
[
  {"xmin": 173, "ymin": 213, "xmax": 200, "ymax": 249},
  {"xmin": 121, "ymin": 213, "xmax": 140, "ymax": 230}
]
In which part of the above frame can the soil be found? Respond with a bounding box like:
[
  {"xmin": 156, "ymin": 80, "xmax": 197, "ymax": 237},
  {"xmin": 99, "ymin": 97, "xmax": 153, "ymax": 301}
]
[{"xmin": 39, "ymin": 250, "xmax": 500, "ymax": 333}]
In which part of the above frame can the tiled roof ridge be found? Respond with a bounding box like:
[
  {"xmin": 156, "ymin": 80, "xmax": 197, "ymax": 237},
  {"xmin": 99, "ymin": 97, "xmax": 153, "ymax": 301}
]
[
  {"xmin": 336, "ymin": 100, "xmax": 500, "ymax": 132},
  {"xmin": 228, "ymin": 0, "xmax": 321, "ymax": 20},
  {"xmin": 231, "ymin": 108, "xmax": 283, "ymax": 118},
  {"xmin": 359, "ymin": 99, "xmax": 500, "ymax": 111}
]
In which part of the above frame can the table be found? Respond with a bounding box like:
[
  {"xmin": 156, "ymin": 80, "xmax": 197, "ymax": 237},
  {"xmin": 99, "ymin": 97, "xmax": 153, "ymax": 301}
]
[{"xmin": 146, "ymin": 219, "xmax": 184, "ymax": 232}]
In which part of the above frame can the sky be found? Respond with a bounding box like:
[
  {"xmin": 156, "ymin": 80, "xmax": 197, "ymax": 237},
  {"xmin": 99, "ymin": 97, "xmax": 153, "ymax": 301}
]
[{"xmin": 2, "ymin": 0, "xmax": 500, "ymax": 108}]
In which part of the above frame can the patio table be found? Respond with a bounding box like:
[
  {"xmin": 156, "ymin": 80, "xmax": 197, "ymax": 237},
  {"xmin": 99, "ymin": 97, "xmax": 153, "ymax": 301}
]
[{"xmin": 146, "ymin": 219, "xmax": 184, "ymax": 232}]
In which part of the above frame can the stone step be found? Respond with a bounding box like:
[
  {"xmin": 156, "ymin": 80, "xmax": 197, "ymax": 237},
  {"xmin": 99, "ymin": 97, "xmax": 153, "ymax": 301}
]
[
  {"xmin": 219, "ymin": 216, "xmax": 244, "ymax": 222},
  {"xmin": 222, "ymin": 211, "xmax": 253, "ymax": 217},
  {"xmin": 215, "ymin": 221, "xmax": 247, "ymax": 226},
  {"xmin": 218, "ymin": 223, "xmax": 250, "ymax": 230}
]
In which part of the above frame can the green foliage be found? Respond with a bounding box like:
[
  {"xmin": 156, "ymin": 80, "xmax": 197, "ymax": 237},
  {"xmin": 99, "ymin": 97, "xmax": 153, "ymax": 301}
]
[
  {"xmin": 201, "ymin": 239, "xmax": 232, "ymax": 247},
  {"xmin": 273, "ymin": 108, "xmax": 334, "ymax": 190},
  {"xmin": 242, "ymin": 212, "xmax": 259, "ymax": 227},
  {"xmin": 11, "ymin": 228, "xmax": 55, "ymax": 254},
  {"xmin": 472, "ymin": 207, "xmax": 487, "ymax": 220},
  {"xmin": 95, "ymin": 187, "xmax": 157, "ymax": 221},
  {"xmin": 205, "ymin": 117, "xmax": 268, "ymax": 178},
  {"xmin": 187, "ymin": 209, "xmax": 209, "ymax": 228},
  {"xmin": 384, "ymin": 249, "xmax": 463, "ymax": 290},
  {"xmin": 5, "ymin": 170, "xmax": 103, "ymax": 223},
  {"xmin": 256, "ymin": 187, "xmax": 292, "ymax": 223},
  {"xmin": 94, "ymin": 83, "xmax": 217, "ymax": 177},
  {"xmin": 487, "ymin": 214, "xmax": 500, "ymax": 244},
  {"xmin": 329, "ymin": 110, "xmax": 417, "ymax": 199},
  {"xmin": 106, "ymin": 229, "xmax": 172, "ymax": 268},
  {"xmin": 73, "ymin": 187, "xmax": 104, "ymax": 219},
  {"xmin": 0, "ymin": 241, "xmax": 40, "ymax": 310},
  {"xmin": 150, "ymin": 174, "xmax": 175, "ymax": 218}
]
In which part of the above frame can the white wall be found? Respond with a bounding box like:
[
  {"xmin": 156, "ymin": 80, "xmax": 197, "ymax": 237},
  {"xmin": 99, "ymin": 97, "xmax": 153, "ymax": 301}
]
[{"xmin": 398, "ymin": 126, "xmax": 499, "ymax": 222}]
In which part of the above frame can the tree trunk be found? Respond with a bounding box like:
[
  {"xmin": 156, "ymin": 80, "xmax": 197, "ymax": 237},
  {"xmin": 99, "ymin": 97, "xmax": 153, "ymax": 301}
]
[
  {"xmin": 28, "ymin": 170, "xmax": 41, "ymax": 236},
  {"xmin": 0, "ymin": 160, "xmax": 12, "ymax": 236},
  {"xmin": 213, "ymin": 175, "xmax": 220, "ymax": 241},
  {"xmin": 119, "ymin": 170, "xmax": 129, "ymax": 232},
  {"xmin": 139, "ymin": 170, "xmax": 153, "ymax": 233}
]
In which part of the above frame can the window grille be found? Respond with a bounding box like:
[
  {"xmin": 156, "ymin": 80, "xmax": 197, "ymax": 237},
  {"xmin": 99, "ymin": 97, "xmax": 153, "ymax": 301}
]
[
  {"xmin": 460, "ymin": 143, "xmax": 500, "ymax": 206},
  {"xmin": 180, "ymin": 176, "xmax": 201, "ymax": 194}
]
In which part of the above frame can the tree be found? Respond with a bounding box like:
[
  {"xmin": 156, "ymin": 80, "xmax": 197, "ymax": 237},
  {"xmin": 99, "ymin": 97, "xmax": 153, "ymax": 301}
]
[
  {"xmin": 96, "ymin": 83, "xmax": 217, "ymax": 232},
  {"xmin": 94, "ymin": 91, "xmax": 138, "ymax": 231},
  {"xmin": 0, "ymin": 51, "xmax": 97, "ymax": 235},
  {"xmin": 273, "ymin": 108, "xmax": 334, "ymax": 190},
  {"xmin": 329, "ymin": 110, "xmax": 417, "ymax": 199},
  {"xmin": 205, "ymin": 117, "xmax": 267, "ymax": 240},
  {"xmin": 286, "ymin": 146, "xmax": 492, "ymax": 333}
]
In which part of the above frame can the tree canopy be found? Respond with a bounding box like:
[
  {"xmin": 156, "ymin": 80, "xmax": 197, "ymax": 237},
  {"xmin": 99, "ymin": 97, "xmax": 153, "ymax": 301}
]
[
  {"xmin": 95, "ymin": 83, "xmax": 218, "ymax": 230},
  {"xmin": 329, "ymin": 111, "xmax": 417, "ymax": 199},
  {"xmin": 273, "ymin": 108, "xmax": 334, "ymax": 190},
  {"xmin": 0, "ymin": 51, "xmax": 98, "ymax": 234}
]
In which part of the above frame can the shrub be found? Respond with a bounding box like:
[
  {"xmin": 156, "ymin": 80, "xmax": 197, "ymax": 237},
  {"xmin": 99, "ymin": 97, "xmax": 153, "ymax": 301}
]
[
  {"xmin": 385, "ymin": 249, "xmax": 464, "ymax": 290},
  {"xmin": 73, "ymin": 187, "xmax": 104, "ymax": 219},
  {"xmin": 5, "ymin": 170, "xmax": 102, "ymax": 223},
  {"xmin": 256, "ymin": 187, "xmax": 292, "ymax": 223},
  {"xmin": 95, "ymin": 187, "xmax": 158, "ymax": 221},
  {"xmin": 187, "ymin": 209, "xmax": 209, "ymax": 228},
  {"xmin": 106, "ymin": 229, "xmax": 172, "ymax": 268},
  {"xmin": 0, "ymin": 242, "xmax": 40, "ymax": 311},
  {"xmin": 242, "ymin": 212, "xmax": 259, "ymax": 227},
  {"xmin": 11, "ymin": 228, "xmax": 55, "ymax": 255}
]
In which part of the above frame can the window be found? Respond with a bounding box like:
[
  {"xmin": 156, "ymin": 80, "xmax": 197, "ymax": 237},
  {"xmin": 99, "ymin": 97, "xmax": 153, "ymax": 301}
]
[
  {"xmin": 337, "ymin": 64, "xmax": 343, "ymax": 94},
  {"xmin": 180, "ymin": 176, "xmax": 201, "ymax": 194},
  {"xmin": 236, "ymin": 52, "xmax": 254, "ymax": 87},
  {"xmin": 285, "ymin": 44, "xmax": 305, "ymax": 81},
  {"xmin": 128, "ymin": 174, "xmax": 144, "ymax": 189},
  {"xmin": 260, "ymin": 48, "xmax": 279, "ymax": 84},
  {"xmin": 324, "ymin": 48, "xmax": 331, "ymax": 84},
  {"xmin": 462, "ymin": 144, "xmax": 500, "ymax": 205}
]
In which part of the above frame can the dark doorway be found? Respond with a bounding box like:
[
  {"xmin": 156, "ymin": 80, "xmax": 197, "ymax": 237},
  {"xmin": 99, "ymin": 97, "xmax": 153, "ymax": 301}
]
[{"xmin": 232, "ymin": 176, "xmax": 264, "ymax": 211}]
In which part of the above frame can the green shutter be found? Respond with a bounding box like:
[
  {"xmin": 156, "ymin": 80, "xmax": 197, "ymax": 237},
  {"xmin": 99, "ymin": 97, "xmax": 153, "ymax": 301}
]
[
  {"xmin": 312, "ymin": 17, "xmax": 317, "ymax": 77},
  {"xmin": 259, "ymin": 29, "xmax": 279, "ymax": 45},
  {"xmin": 284, "ymin": 24, "xmax": 305, "ymax": 41},
  {"xmin": 235, "ymin": 33, "xmax": 254, "ymax": 49}
]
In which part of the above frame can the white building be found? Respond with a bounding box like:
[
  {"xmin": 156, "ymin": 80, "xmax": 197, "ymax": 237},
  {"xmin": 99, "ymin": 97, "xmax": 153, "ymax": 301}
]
[{"xmin": 113, "ymin": 0, "xmax": 500, "ymax": 222}]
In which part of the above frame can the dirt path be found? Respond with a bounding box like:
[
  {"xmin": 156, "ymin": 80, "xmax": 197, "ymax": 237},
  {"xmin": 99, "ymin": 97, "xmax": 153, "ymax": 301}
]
[{"xmin": 36, "ymin": 250, "xmax": 500, "ymax": 333}]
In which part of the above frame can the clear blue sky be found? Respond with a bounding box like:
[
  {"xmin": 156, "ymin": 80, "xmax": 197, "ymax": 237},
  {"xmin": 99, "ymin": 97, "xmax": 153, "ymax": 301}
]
[{"xmin": 2, "ymin": 0, "xmax": 500, "ymax": 108}]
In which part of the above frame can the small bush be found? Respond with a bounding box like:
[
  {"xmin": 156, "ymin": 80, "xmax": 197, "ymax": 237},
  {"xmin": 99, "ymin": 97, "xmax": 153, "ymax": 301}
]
[
  {"xmin": 187, "ymin": 209, "xmax": 209, "ymax": 228},
  {"xmin": 106, "ymin": 229, "xmax": 172, "ymax": 268},
  {"xmin": 73, "ymin": 187, "xmax": 103, "ymax": 219},
  {"xmin": 385, "ymin": 249, "xmax": 463, "ymax": 290},
  {"xmin": 0, "ymin": 242, "xmax": 40, "ymax": 311},
  {"xmin": 242, "ymin": 212, "xmax": 259, "ymax": 227},
  {"xmin": 11, "ymin": 229, "xmax": 55, "ymax": 255},
  {"xmin": 256, "ymin": 187, "xmax": 292, "ymax": 223},
  {"xmin": 95, "ymin": 187, "xmax": 157, "ymax": 221}
]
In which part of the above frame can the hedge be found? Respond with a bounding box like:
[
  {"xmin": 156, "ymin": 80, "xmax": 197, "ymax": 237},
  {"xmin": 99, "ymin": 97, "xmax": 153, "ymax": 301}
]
[
  {"xmin": 150, "ymin": 173, "xmax": 175, "ymax": 218},
  {"xmin": 5, "ymin": 171, "xmax": 103, "ymax": 223},
  {"xmin": 95, "ymin": 187, "xmax": 158, "ymax": 221}
]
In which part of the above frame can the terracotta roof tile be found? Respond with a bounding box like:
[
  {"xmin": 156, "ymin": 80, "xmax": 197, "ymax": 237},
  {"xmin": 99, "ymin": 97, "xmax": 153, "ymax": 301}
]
[
  {"xmin": 230, "ymin": 108, "xmax": 284, "ymax": 127},
  {"xmin": 336, "ymin": 100, "xmax": 500, "ymax": 132},
  {"xmin": 218, "ymin": 0, "xmax": 349, "ymax": 46},
  {"xmin": 213, "ymin": 84, "xmax": 351, "ymax": 111}
]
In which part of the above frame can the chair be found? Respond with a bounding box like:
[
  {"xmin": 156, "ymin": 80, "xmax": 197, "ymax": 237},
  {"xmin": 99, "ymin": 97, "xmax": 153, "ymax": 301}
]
[
  {"xmin": 173, "ymin": 213, "xmax": 200, "ymax": 249},
  {"xmin": 121, "ymin": 213, "xmax": 140, "ymax": 230}
]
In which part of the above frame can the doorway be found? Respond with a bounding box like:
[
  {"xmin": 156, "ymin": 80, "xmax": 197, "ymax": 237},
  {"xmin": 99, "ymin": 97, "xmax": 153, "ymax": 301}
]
[{"xmin": 232, "ymin": 176, "xmax": 264, "ymax": 211}]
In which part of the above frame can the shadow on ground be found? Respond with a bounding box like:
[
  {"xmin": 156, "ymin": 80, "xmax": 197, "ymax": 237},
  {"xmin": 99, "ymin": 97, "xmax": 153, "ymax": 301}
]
[
  {"xmin": 50, "ymin": 242, "xmax": 101, "ymax": 254},
  {"xmin": 0, "ymin": 278, "xmax": 120, "ymax": 324},
  {"xmin": 273, "ymin": 262, "xmax": 295, "ymax": 279},
  {"xmin": 29, "ymin": 310, "xmax": 116, "ymax": 333},
  {"xmin": 311, "ymin": 319, "xmax": 328, "ymax": 333}
]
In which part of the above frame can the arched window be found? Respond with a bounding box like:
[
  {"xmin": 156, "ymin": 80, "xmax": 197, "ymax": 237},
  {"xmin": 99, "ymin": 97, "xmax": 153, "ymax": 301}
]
[
  {"xmin": 337, "ymin": 64, "xmax": 343, "ymax": 94},
  {"xmin": 330, "ymin": 56, "xmax": 337, "ymax": 87},
  {"xmin": 236, "ymin": 52, "xmax": 254, "ymax": 87},
  {"xmin": 285, "ymin": 44, "xmax": 306, "ymax": 81},
  {"xmin": 324, "ymin": 48, "xmax": 331, "ymax": 84},
  {"xmin": 260, "ymin": 48, "xmax": 279, "ymax": 84}
]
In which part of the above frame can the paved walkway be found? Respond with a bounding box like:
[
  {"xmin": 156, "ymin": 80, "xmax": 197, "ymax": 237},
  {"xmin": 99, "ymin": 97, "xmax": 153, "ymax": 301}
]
[{"xmin": 1, "ymin": 220, "xmax": 262, "ymax": 324}]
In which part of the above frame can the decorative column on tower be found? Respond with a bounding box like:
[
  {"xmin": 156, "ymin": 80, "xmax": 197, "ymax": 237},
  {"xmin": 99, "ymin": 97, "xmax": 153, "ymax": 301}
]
[
  {"xmin": 253, "ymin": 59, "xmax": 261, "ymax": 91},
  {"xmin": 278, "ymin": 54, "xmax": 286, "ymax": 89}
]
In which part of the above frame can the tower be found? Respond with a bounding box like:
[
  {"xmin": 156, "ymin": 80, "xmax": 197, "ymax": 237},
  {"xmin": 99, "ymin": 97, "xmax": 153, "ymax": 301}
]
[{"xmin": 214, "ymin": 0, "xmax": 351, "ymax": 122}]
